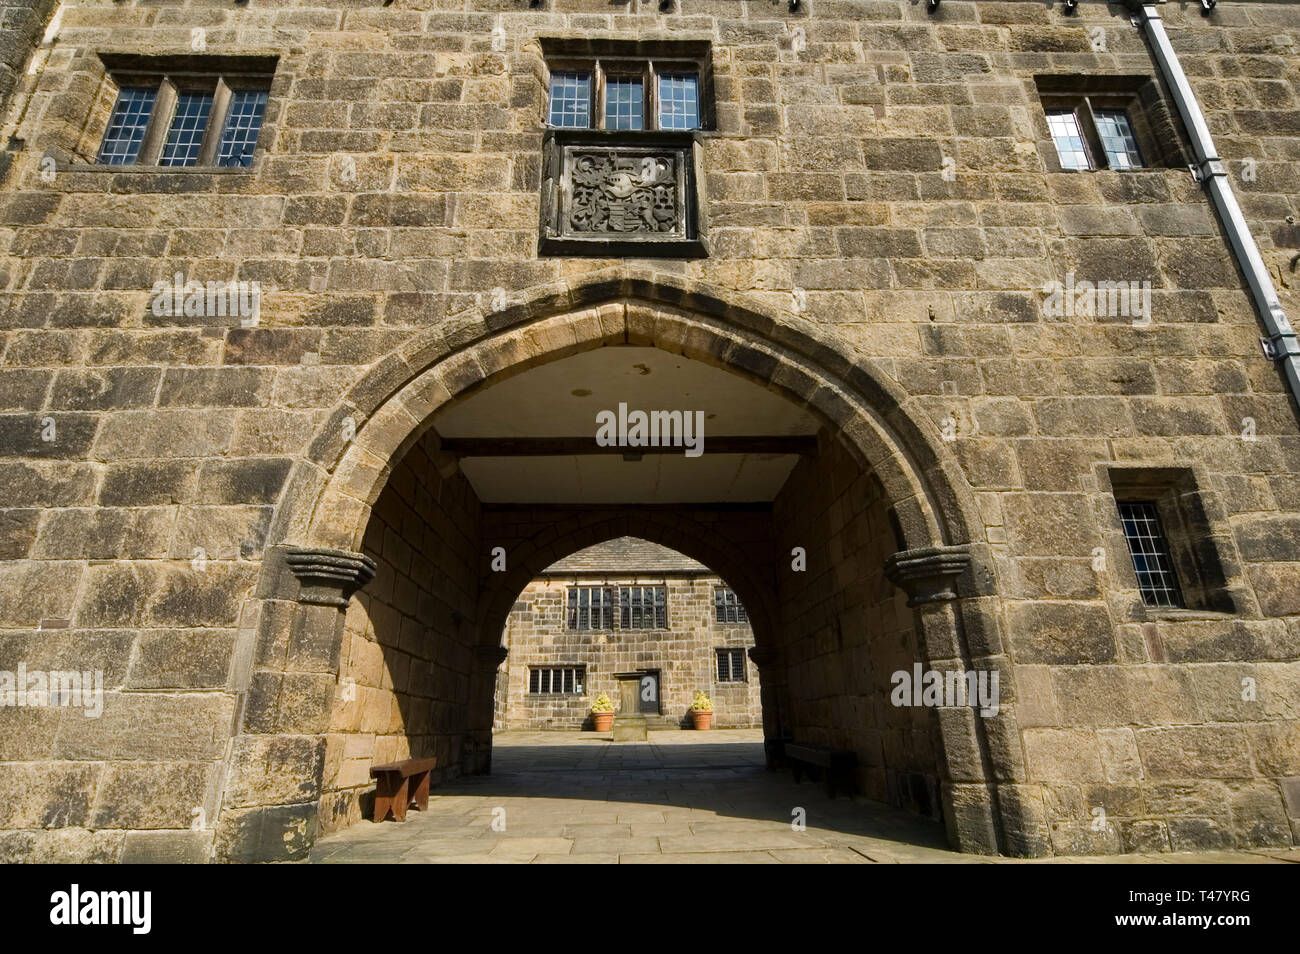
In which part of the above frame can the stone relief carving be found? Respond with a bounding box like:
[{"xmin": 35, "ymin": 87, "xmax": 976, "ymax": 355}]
[{"xmin": 566, "ymin": 150, "xmax": 681, "ymax": 234}]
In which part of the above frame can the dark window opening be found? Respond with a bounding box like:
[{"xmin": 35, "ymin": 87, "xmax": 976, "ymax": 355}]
[
  {"xmin": 566, "ymin": 585, "xmax": 666, "ymax": 630},
  {"xmin": 714, "ymin": 587, "xmax": 748, "ymax": 624},
  {"xmin": 1118, "ymin": 500, "xmax": 1184, "ymax": 608},
  {"xmin": 528, "ymin": 666, "xmax": 585, "ymax": 695},
  {"xmin": 716, "ymin": 648, "xmax": 747, "ymax": 683},
  {"xmin": 1108, "ymin": 467, "xmax": 1237, "ymax": 616},
  {"xmin": 566, "ymin": 586, "xmax": 613, "ymax": 630},
  {"xmin": 620, "ymin": 585, "xmax": 667, "ymax": 630},
  {"xmin": 545, "ymin": 57, "xmax": 705, "ymax": 133}
]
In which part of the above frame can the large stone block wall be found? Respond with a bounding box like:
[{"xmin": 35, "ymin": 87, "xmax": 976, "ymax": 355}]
[
  {"xmin": 499, "ymin": 574, "xmax": 761, "ymax": 730},
  {"xmin": 319, "ymin": 430, "xmax": 481, "ymax": 834},
  {"xmin": 773, "ymin": 438, "xmax": 945, "ymax": 817},
  {"xmin": 0, "ymin": 0, "xmax": 56, "ymax": 124},
  {"xmin": 0, "ymin": 0, "xmax": 1297, "ymax": 859}
]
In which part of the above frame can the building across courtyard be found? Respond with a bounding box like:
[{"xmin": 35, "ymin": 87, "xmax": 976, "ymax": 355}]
[{"xmin": 495, "ymin": 537, "xmax": 761, "ymax": 731}]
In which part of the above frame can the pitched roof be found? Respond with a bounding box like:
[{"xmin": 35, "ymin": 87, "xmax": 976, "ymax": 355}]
[{"xmin": 541, "ymin": 536, "xmax": 710, "ymax": 574}]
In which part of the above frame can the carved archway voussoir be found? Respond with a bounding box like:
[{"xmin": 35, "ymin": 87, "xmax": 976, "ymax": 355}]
[
  {"xmin": 349, "ymin": 407, "xmax": 422, "ymax": 483},
  {"xmin": 395, "ymin": 373, "xmax": 454, "ymax": 427},
  {"xmin": 435, "ymin": 350, "xmax": 490, "ymax": 402},
  {"xmin": 837, "ymin": 417, "xmax": 897, "ymax": 474},
  {"xmin": 765, "ymin": 358, "xmax": 825, "ymax": 413},
  {"xmin": 396, "ymin": 322, "xmax": 475, "ymax": 377},
  {"xmin": 481, "ymin": 290, "xmax": 558, "ymax": 335},
  {"xmin": 305, "ymin": 405, "xmax": 362, "ymax": 469},
  {"xmin": 667, "ymin": 317, "xmax": 736, "ymax": 368},
  {"xmin": 567, "ymin": 273, "xmax": 632, "ymax": 311},
  {"xmin": 346, "ymin": 352, "xmax": 416, "ymax": 422},
  {"xmin": 925, "ymin": 459, "xmax": 980, "ymax": 547},
  {"xmin": 626, "ymin": 300, "xmax": 680, "ymax": 349},
  {"xmin": 888, "ymin": 492, "xmax": 944, "ymax": 551},
  {"xmin": 845, "ymin": 362, "xmax": 905, "ymax": 420},
  {"xmin": 771, "ymin": 322, "xmax": 858, "ymax": 388},
  {"xmin": 306, "ymin": 492, "xmax": 372, "ymax": 553},
  {"xmin": 330, "ymin": 446, "xmax": 392, "ymax": 508},
  {"xmin": 266, "ymin": 460, "xmax": 330, "ymax": 546}
]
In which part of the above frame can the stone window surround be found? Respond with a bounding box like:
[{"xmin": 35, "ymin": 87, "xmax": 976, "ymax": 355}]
[
  {"xmin": 538, "ymin": 37, "xmax": 711, "ymax": 258},
  {"xmin": 45, "ymin": 51, "xmax": 278, "ymax": 174},
  {"xmin": 97, "ymin": 72, "xmax": 271, "ymax": 169},
  {"xmin": 1032, "ymin": 74, "xmax": 1189, "ymax": 174},
  {"xmin": 539, "ymin": 37, "xmax": 715, "ymax": 133},
  {"xmin": 1098, "ymin": 464, "xmax": 1245, "ymax": 620}
]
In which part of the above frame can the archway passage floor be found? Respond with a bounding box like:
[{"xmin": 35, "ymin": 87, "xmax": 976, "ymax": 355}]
[{"xmin": 308, "ymin": 730, "xmax": 1300, "ymax": 865}]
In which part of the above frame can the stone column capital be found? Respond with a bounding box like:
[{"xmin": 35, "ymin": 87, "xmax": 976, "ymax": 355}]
[
  {"xmin": 884, "ymin": 544, "xmax": 972, "ymax": 606},
  {"xmin": 284, "ymin": 546, "xmax": 377, "ymax": 608},
  {"xmin": 747, "ymin": 645, "xmax": 782, "ymax": 669},
  {"xmin": 475, "ymin": 646, "xmax": 509, "ymax": 671}
]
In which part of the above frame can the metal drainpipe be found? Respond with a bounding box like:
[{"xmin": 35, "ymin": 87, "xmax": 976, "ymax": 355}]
[{"xmin": 1127, "ymin": 1, "xmax": 1300, "ymax": 414}]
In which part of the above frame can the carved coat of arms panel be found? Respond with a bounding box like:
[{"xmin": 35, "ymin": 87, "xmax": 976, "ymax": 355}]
[{"xmin": 558, "ymin": 146, "xmax": 688, "ymax": 239}]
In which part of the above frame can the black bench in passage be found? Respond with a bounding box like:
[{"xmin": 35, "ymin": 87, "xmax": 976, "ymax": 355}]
[
  {"xmin": 764, "ymin": 736, "xmax": 792, "ymax": 771},
  {"xmin": 785, "ymin": 743, "xmax": 857, "ymax": 799}
]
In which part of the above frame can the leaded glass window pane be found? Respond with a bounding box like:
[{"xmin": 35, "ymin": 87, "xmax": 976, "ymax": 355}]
[
  {"xmin": 1047, "ymin": 109, "xmax": 1091, "ymax": 171},
  {"xmin": 548, "ymin": 71, "xmax": 592, "ymax": 128},
  {"xmin": 658, "ymin": 72, "xmax": 699, "ymax": 131},
  {"xmin": 97, "ymin": 86, "xmax": 158, "ymax": 165}
]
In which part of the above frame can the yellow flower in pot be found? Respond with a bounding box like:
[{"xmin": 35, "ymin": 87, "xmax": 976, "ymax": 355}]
[
  {"xmin": 591, "ymin": 692, "xmax": 615, "ymax": 732},
  {"xmin": 690, "ymin": 690, "xmax": 713, "ymax": 730}
]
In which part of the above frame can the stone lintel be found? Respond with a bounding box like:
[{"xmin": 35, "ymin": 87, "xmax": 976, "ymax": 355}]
[
  {"xmin": 884, "ymin": 544, "xmax": 972, "ymax": 606},
  {"xmin": 284, "ymin": 546, "xmax": 377, "ymax": 608}
]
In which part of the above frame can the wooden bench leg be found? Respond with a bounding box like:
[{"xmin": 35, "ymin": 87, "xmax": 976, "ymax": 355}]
[
  {"xmin": 791, "ymin": 763, "xmax": 803, "ymax": 784},
  {"xmin": 373, "ymin": 772, "xmax": 400, "ymax": 823},
  {"xmin": 391, "ymin": 776, "xmax": 410, "ymax": 821},
  {"xmin": 411, "ymin": 770, "xmax": 431, "ymax": 812}
]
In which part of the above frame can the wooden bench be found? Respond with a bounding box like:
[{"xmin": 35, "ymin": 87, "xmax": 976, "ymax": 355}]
[
  {"xmin": 785, "ymin": 743, "xmax": 857, "ymax": 799},
  {"xmin": 369, "ymin": 757, "xmax": 437, "ymax": 822},
  {"xmin": 764, "ymin": 737, "xmax": 792, "ymax": 771}
]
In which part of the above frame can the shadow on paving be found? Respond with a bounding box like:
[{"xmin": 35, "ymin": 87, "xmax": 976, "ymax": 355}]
[
  {"xmin": 310, "ymin": 732, "xmax": 960, "ymax": 863},
  {"xmin": 474, "ymin": 741, "xmax": 950, "ymax": 845}
]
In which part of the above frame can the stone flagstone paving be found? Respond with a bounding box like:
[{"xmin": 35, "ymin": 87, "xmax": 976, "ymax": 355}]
[{"xmin": 309, "ymin": 731, "xmax": 1300, "ymax": 865}]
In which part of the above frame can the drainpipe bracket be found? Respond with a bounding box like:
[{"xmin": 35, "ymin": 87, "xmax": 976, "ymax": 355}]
[
  {"xmin": 1189, "ymin": 157, "xmax": 1226, "ymax": 182},
  {"xmin": 1261, "ymin": 330, "xmax": 1300, "ymax": 361}
]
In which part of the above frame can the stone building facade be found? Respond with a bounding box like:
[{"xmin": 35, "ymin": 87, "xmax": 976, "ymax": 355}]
[
  {"xmin": 495, "ymin": 536, "xmax": 762, "ymax": 731},
  {"xmin": 0, "ymin": 0, "xmax": 1297, "ymax": 863}
]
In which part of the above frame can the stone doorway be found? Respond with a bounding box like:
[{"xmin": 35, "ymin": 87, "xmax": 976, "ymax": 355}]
[{"xmin": 217, "ymin": 286, "xmax": 1023, "ymax": 862}]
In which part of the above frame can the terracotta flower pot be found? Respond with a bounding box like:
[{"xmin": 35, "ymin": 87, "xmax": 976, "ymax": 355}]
[
  {"xmin": 691, "ymin": 710, "xmax": 713, "ymax": 730},
  {"xmin": 592, "ymin": 711, "xmax": 614, "ymax": 732}
]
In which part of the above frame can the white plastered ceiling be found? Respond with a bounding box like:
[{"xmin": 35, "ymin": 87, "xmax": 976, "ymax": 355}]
[{"xmin": 431, "ymin": 346, "xmax": 821, "ymax": 504}]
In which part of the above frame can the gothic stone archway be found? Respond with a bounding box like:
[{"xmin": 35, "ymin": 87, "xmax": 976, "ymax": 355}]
[{"xmin": 213, "ymin": 278, "xmax": 1035, "ymax": 862}]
